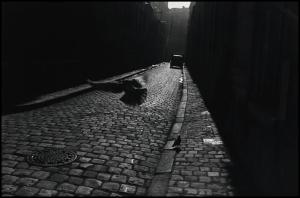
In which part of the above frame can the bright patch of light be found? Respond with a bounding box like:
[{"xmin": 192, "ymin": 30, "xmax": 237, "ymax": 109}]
[{"xmin": 168, "ymin": 2, "xmax": 191, "ymax": 9}]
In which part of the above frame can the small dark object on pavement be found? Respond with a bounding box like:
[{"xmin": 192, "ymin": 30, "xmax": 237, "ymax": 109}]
[
  {"xmin": 170, "ymin": 54, "xmax": 184, "ymax": 68},
  {"xmin": 173, "ymin": 135, "xmax": 181, "ymax": 146},
  {"xmin": 173, "ymin": 146, "xmax": 181, "ymax": 153}
]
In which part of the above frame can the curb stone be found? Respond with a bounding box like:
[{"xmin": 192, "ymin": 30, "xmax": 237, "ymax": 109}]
[
  {"xmin": 7, "ymin": 64, "xmax": 162, "ymax": 115},
  {"xmin": 147, "ymin": 65, "xmax": 188, "ymax": 196}
]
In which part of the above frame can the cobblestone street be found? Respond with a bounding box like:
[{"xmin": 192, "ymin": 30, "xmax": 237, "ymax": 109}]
[
  {"xmin": 2, "ymin": 63, "xmax": 182, "ymax": 196},
  {"xmin": 1, "ymin": 63, "xmax": 235, "ymax": 196},
  {"xmin": 166, "ymin": 69, "xmax": 234, "ymax": 196},
  {"xmin": 3, "ymin": 2, "xmax": 298, "ymax": 196}
]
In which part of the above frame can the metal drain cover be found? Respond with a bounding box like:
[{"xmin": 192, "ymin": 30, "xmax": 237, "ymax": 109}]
[{"xmin": 27, "ymin": 148, "xmax": 77, "ymax": 166}]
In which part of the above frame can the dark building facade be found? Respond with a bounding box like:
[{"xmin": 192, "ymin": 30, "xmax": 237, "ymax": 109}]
[
  {"xmin": 150, "ymin": 2, "xmax": 190, "ymax": 60},
  {"xmin": 186, "ymin": 2, "xmax": 298, "ymax": 195},
  {"xmin": 150, "ymin": 2, "xmax": 169, "ymax": 60},
  {"xmin": 150, "ymin": 1, "xmax": 169, "ymax": 21},
  {"xmin": 166, "ymin": 7, "xmax": 189, "ymax": 59},
  {"xmin": 2, "ymin": 2, "xmax": 167, "ymax": 111}
]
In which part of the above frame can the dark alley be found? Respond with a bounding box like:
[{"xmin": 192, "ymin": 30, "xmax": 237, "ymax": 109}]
[{"xmin": 1, "ymin": 1, "xmax": 298, "ymax": 196}]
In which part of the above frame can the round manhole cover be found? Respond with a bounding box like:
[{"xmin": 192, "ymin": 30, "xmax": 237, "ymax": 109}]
[{"xmin": 27, "ymin": 148, "xmax": 77, "ymax": 166}]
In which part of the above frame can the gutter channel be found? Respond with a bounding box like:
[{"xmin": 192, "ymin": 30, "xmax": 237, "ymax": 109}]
[{"xmin": 147, "ymin": 66, "xmax": 188, "ymax": 196}]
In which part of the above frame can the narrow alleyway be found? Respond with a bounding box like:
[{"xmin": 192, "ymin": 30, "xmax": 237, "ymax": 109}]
[
  {"xmin": 2, "ymin": 63, "xmax": 236, "ymax": 196},
  {"xmin": 2, "ymin": 2, "xmax": 298, "ymax": 196}
]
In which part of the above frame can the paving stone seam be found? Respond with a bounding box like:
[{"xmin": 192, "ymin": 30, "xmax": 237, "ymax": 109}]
[{"xmin": 147, "ymin": 66, "xmax": 188, "ymax": 196}]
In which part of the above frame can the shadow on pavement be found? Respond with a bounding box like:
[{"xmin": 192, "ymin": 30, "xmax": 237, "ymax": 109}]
[{"xmin": 120, "ymin": 88, "xmax": 147, "ymax": 106}]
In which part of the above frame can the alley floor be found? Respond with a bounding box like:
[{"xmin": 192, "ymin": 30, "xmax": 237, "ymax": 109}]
[
  {"xmin": 1, "ymin": 63, "xmax": 182, "ymax": 196},
  {"xmin": 166, "ymin": 68, "xmax": 234, "ymax": 196},
  {"xmin": 2, "ymin": 63, "xmax": 234, "ymax": 196}
]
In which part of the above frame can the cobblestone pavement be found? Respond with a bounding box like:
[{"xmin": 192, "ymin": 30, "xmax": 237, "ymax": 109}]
[
  {"xmin": 1, "ymin": 63, "xmax": 182, "ymax": 196},
  {"xmin": 166, "ymin": 68, "xmax": 235, "ymax": 196}
]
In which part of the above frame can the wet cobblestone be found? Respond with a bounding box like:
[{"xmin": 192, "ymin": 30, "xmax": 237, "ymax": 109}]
[{"xmin": 1, "ymin": 63, "xmax": 182, "ymax": 196}]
